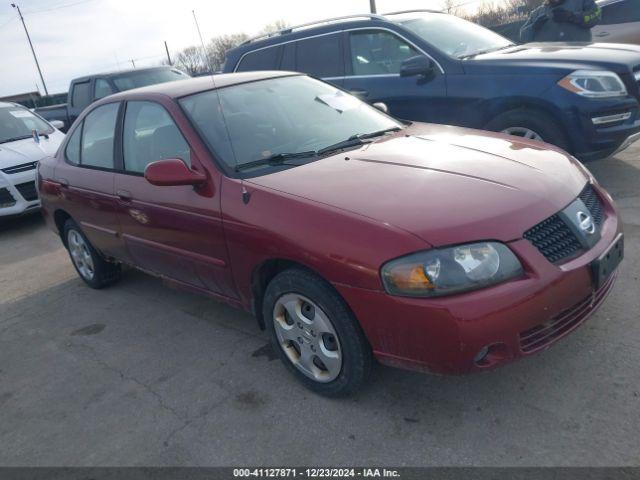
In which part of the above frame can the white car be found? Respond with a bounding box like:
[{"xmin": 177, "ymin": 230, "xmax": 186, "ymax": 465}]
[{"xmin": 0, "ymin": 102, "xmax": 65, "ymax": 217}]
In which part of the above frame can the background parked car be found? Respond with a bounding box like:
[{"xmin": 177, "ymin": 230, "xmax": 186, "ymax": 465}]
[
  {"xmin": 592, "ymin": 0, "xmax": 640, "ymax": 44},
  {"xmin": 224, "ymin": 10, "xmax": 640, "ymax": 160},
  {"xmin": 34, "ymin": 66, "xmax": 190, "ymax": 132},
  {"xmin": 0, "ymin": 102, "xmax": 65, "ymax": 218}
]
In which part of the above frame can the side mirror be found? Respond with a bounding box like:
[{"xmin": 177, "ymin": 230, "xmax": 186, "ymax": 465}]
[
  {"xmin": 50, "ymin": 120, "xmax": 65, "ymax": 130},
  {"xmin": 372, "ymin": 102, "xmax": 389, "ymax": 114},
  {"xmin": 144, "ymin": 159, "xmax": 207, "ymax": 187},
  {"xmin": 400, "ymin": 55, "xmax": 436, "ymax": 78}
]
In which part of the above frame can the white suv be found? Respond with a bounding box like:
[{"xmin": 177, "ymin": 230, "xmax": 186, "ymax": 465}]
[{"xmin": 0, "ymin": 102, "xmax": 65, "ymax": 217}]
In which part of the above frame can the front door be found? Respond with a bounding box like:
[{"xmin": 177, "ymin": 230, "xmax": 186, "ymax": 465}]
[
  {"xmin": 113, "ymin": 100, "xmax": 236, "ymax": 299},
  {"xmin": 342, "ymin": 29, "xmax": 448, "ymax": 123}
]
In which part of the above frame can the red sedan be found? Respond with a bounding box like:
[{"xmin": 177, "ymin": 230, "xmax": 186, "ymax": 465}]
[{"xmin": 37, "ymin": 72, "xmax": 623, "ymax": 396}]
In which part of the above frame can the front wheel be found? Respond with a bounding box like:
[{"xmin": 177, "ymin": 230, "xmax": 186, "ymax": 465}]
[
  {"xmin": 485, "ymin": 109, "xmax": 570, "ymax": 153},
  {"xmin": 263, "ymin": 268, "xmax": 372, "ymax": 397}
]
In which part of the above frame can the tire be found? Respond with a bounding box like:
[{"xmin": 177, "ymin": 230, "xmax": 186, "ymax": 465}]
[
  {"xmin": 63, "ymin": 219, "xmax": 121, "ymax": 289},
  {"xmin": 485, "ymin": 109, "xmax": 571, "ymax": 153},
  {"xmin": 263, "ymin": 268, "xmax": 372, "ymax": 397}
]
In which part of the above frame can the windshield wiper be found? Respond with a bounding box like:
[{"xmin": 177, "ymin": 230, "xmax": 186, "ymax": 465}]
[
  {"xmin": 348, "ymin": 126, "xmax": 402, "ymax": 141},
  {"xmin": 235, "ymin": 151, "xmax": 317, "ymax": 172},
  {"xmin": 459, "ymin": 44, "xmax": 515, "ymax": 59},
  {"xmin": 0, "ymin": 135, "xmax": 31, "ymax": 144}
]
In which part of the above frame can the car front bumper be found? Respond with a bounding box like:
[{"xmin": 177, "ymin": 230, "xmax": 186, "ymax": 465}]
[
  {"xmin": 334, "ymin": 185, "xmax": 622, "ymax": 375},
  {"xmin": 0, "ymin": 168, "xmax": 40, "ymax": 217}
]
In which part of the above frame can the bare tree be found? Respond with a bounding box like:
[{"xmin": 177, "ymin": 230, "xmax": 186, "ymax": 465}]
[
  {"xmin": 205, "ymin": 33, "xmax": 250, "ymax": 72},
  {"xmin": 443, "ymin": 0, "xmax": 460, "ymax": 16},
  {"xmin": 174, "ymin": 46, "xmax": 207, "ymax": 76},
  {"xmin": 260, "ymin": 19, "xmax": 290, "ymax": 35}
]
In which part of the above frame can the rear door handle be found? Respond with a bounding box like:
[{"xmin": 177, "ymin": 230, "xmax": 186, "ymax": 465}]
[
  {"xmin": 116, "ymin": 189, "xmax": 132, "ymax": 202},
  {"xmin": 349, "ymin": 89, "xmax": 369, "ymax": 98},
  {"xmin": 595, "ymin": 31, "xmax": 610, "ymax": 37},
  {"xmin": 58, "ymin": 178, "xmax": 69, "ymax": 188}
]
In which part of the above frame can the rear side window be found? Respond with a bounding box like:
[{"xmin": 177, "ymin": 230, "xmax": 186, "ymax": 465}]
[
  {"xmin": 80, "ymin": 103, "xmax": 119, "ymax": 169},
  {"xmin": 71, "ymin": 81, "xmax": 91, "ymax": 109},
  {"xmin": 601, "ymin": 0, "xmax": 640, "ymax": 24},
  {"xmin": 123, "ymin": 101, "xmax": 191, "ymax": 174},
  {"xmin": 236, "ymin": 46, "xmax": 282, "ymax": 71},
  {"xmin": 295, "ymin": 34, "xmax": 343, "ymax": 78},
  {"xmin": 94, "ymin": 79, "xmax": 115, "ymax": 100},
  {"xmin": 349, "ymin": 31, "xmax": 419, "ymax": 75},
  {"xmin": 281, "ymin": 42, "xmax": 296, "ymax": 70}
]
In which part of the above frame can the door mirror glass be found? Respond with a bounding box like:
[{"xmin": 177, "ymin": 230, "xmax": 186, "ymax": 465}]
[
  {"xmin": 400, "ymin": 55, "xmax": 435, "ymax": 78},
  {"xmin": 144, "ymin": 158, "xmax": 206, "ymax": 187}
]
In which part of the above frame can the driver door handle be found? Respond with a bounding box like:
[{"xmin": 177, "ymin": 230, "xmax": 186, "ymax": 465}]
[{"xmin": 595, "ymin": 31, "xmax": 610, "ymax": 37}]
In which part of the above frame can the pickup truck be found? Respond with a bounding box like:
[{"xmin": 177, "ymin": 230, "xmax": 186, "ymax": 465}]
[{"xmin": 35, "ymin": 66, "xmax": 189, "ymax": 132}]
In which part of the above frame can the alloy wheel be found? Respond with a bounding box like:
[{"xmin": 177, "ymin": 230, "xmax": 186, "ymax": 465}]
[
  {"xmin": 272, "ymin": 293, "xmax": 342, "ymax": 383},
  {"xmin": 501, "ymin": 126, "xmax": 544, "ymax": 141},
  {"xmin": 67, "ymin": 230, "xmax": 95, "ymax": 281}
]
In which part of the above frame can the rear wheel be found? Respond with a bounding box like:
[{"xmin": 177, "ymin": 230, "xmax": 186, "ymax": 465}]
[
  {"xmin": 485, "ymin": 109, "xmax": 570, "ymax": 153},
  {"xmin": 63, "ymin": 219, "xmax": 121, "ymax": 289},
  {"xmin": 263, "ymin": 268, "xmax": 372, "ymax": 397}
]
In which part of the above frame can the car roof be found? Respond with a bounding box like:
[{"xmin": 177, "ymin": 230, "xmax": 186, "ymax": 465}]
[
  {"xmin": 105, "ymin": 71, "xmax": 300, "ymax": 101},
  {"xmin": 0, "ymin": 101, "xmax": 18, "ymax": 108}
]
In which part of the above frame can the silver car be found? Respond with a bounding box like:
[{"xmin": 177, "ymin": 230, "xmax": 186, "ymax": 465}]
[
  {"xmin": 593, "ymin": 0, "xmax": 640, "ymax": 44},
  {"xmin": 0, "ymin": 102, "xmax": 65, "ymax": 217}
]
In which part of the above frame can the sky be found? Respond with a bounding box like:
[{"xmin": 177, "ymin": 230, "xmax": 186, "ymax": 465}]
[{"xmin": 0, "ymin": 0, "xmax": 489, "ymax": 97}]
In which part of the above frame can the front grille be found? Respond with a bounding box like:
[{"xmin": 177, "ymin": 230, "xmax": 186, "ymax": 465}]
[
  {"xmin": 15, "ymin": 181, "xmax": 38, "ymax": 202},
  {"xmin": 1, "ymin": 161, "xmax": 37, "ymax": 175},
  {"xmin": 524, "ymin": 214, "xmax": 583, "ymax": 263},
  {"xmin": 519, "ymin": 272, "xmax": 616, "ymax": 353},
  {"xmin": 525, "ymin": 183, "xmax": 606, "ymax": 264},
  {"xmin": 579, "ymin": 184, "xmax": 604, "ymax": 227},
  {"xmin": 0, "ymin": 187, "xmax": 16, "ymax": 207}
]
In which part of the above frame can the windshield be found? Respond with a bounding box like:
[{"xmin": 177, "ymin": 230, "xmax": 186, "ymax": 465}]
[
  {"xmin": 395, "ymin": 13, "xmax": 513, "ymax": 59},
  {"xmin": 112, "ymin": 68, "xmax": 189, "ymax": 91},
  {"xmin": 179, "ymin": 75, "xmax": 402, "ymax": 173},
  {"xmin": 0, "ymin": 105, "xmax": 53, "ymax": 144}
]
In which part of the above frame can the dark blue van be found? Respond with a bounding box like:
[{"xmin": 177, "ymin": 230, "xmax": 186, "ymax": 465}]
[{"xmin": 223, "ymin": 10, "xmax": 640, "ymax": 160}]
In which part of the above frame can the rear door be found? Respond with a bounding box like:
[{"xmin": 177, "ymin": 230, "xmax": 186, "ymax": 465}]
[
  {"xmin": 342, "ymin": 29, "xmax": 448, "ymax": 122},
  {"xmin": 113, "ymin": 100, "xmax": 236, "ymax": 298},
  {"xmin": 53, "ymin": 102, "xmax": 124, "ymax": 258}
]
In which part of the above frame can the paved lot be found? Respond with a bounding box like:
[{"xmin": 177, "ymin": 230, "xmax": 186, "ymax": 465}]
[{"xmin": 1, "ymin": 144, "xmax": 639, "ymax": 467}]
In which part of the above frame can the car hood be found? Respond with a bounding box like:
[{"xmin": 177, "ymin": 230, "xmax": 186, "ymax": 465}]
[
  {"xmin": 465, "ymin": 43, "xmax": 640, "ymax": 74},
  {"xmin": 0, "ymin": 131, "xmax": 64, "ymax": 170},
  {"xmin": 248, "ymin": 123, "xmax": 588, "ymax": 247}
]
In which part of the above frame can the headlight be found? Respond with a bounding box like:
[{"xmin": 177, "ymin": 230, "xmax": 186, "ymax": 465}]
[
  {"xmin": 381, "ymin": 242, "xmax": 523, "ymax": 297},
  {"xmin": 558, "ymin": 70, "xmax": 627, "ymax": 98}
]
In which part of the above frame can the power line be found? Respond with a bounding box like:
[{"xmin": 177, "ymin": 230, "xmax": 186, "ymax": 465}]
[
  {"xmin": 0, "ymin": 16, "xmax": 17, "ymax": 30},
  {"xmin": 21, "ymin": 0, "xmax": 100, "ymax": 16}
]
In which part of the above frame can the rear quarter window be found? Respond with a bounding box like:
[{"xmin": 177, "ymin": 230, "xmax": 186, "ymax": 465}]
[{"xmin": 236, "ymin": 46, "xmax": 282, "ymax": 71}]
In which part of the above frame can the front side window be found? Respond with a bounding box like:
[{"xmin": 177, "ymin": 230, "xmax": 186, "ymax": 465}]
[
  {"xmin": 123, "ymin": 101, "xmax": 191, "ymax": 174},
  {"xmin": 71, "ymin": 81, "xmax": 91, "ymax": 108},
  {"xmin": 395, "ymin": 12, "xmax": 512, "ymax": 59},
  {"xmin": 0, "ymin": 105, "xmax": 53, "ymax": 144},
  {"xmin": 80, "ymin": 103, "xmax": 119, "ymax": 169},
  {"xmin": 236, "ymin": 46, "xmax": 282, "ymax": 72},
  {"xmin": 295, "ymin": 34, "xmax": 344, "ymax": 78},
  {"xmin": 94, "ymin": 79, "xmax": 115, "ymax": 100},
  {"xmin": 349, "ymin": 31, "xmax": 419, "ymax": 75},
  {"xmin": 180, "ymin": 75, "xmax": 401, "ymax": 173}
]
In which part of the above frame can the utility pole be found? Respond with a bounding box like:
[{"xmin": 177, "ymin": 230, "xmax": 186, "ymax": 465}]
[
  {"xmin": 11, "ymin": 3, "xmax": 49, "ymax": 95},
  {"xmin": 369, "ymin": 0, "xmax": 377, "ymax": 13},
  {"xmin": 164, "ymin": 41, "xmax": 172, "ymax": 65}
]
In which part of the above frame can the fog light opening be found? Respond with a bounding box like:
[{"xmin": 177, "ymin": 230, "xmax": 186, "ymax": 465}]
[{"xmin": 474, "ymin": 343, "xmax": 511, "ymax": 368}]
